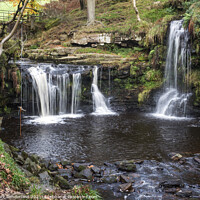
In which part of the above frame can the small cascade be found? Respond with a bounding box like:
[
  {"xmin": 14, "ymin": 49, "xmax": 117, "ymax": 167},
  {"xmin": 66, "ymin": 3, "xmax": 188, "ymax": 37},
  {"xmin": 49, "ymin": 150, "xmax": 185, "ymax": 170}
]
[
  {"xmin": 71, "ymin": 73, "xmax": 81, "ymax": 114},
  {"xmin": 155, "ymin": 20, "xmax": 191, "ymax": 118},
  {"xmin": 91, "ymin": 66, "xmax": 115, "ymax": 115},
  {"xmin": 24, "ymin": 64, "xmax": 83, "ymax": 117}
]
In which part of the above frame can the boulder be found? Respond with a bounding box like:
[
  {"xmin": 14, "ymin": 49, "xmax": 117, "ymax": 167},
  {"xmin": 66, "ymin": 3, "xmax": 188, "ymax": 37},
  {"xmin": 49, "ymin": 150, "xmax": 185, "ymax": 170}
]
[
  {"xmin": 61, "ymin": 159, "xmax": 71, "ymax": 167},
  {"xmin": 15, "ymin": 155, "xmax": 25, "ymax": 165},
  {"xmin": 194, "ymin": 157, "xmax": 200, "ymax": 164},
  {"xmin": 119, "ymin": 183, "xmax": 133, "ymax": 192},
  {"xmin": 72, "ymin": 163, "xmax": 91, "ymax": 172},
  {"xmin": 159, "ymin": 179, "xmax": 184, "ymax": 188},
  {"xmin": 102, "ymin": 175, "xmax": 118, "ymax": 184},
  {"xmin": 57, "ymin": 168, "xmax": 72, "ymax": 179},
  {"xmin": 91, "ymin": 166, "xmax": 101, "ymax": 174},
  {"xmin": 21, "ymin": 151, "xmax": 28, "ymax": 160},
  {"xmin": 176, "ymin": 189, "xmax": 192, "ymax": 198},
  {"xmin": 169, "ymin": 153, "xmax": 183, "ymax": 161},
  {"xmin": 28, "ymin": 161, "xmax": 41, "ymax": 175},
  {"xmin": 39, "ymin": 171, "xmax": 52, "ymax": 184},
  {"xmin": 115, "ymin": 160, "xmax": 137, "ymax": 172},
  {"xmin": 79, "ymin": 168, "xmax": 93, "ymax": 180},
  {"xmin": 120, "ymin": 174, "xmax": 135, "ymax": 183},
  {"xmin": 49, "ymin": 163, "xmax": 59, "ymax": 171},
  {"xmin": 54, "ymin": 175, "xmax": 71, "ymax": 189}
]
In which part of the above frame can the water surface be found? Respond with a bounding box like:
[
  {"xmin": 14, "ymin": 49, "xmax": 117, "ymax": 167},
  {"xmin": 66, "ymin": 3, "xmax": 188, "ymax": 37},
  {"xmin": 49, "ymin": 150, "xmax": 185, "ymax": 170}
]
[{"xmin": 1, "ymin": 112, "xmax": 200, "ymax": 164}]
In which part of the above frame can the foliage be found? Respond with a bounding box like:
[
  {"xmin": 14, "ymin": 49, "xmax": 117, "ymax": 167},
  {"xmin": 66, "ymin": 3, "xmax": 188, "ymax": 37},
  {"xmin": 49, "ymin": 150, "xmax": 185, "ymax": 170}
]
[
  {"xmin": 71, "ymin": 185, "xmax": 101, "ymax": 200},
  {"xmin": 0, "ymin": 139, "xmax": 30, "ymax": 190},
  {"xmin": 8, "ymin": 0, "xmax": 42, "ymax": 14}
]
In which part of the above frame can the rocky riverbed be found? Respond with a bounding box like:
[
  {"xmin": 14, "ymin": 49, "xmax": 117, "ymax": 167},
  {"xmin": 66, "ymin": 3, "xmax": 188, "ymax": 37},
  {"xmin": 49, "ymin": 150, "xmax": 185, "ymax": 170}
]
[{"xmin": 3, "ymin": 142, "xmax": 200, "ymax": 199}]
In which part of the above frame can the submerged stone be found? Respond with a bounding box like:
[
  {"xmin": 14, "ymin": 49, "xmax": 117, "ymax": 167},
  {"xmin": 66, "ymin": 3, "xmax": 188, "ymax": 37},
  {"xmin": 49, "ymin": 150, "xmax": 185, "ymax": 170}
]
[
  {"xmin": 160, "ymin": 179, "xmax": 184, "ymax": 188},
  {"xmin": 102, "ymin": 175, "xmax": 118, "ymax": 184},
  {"xmin": 115, "ymin": 160, "xmax": 137, "ymax": 172},
  {"xmin": 120, "ymin": 174, "xmax": 135, "ymax": 183}
]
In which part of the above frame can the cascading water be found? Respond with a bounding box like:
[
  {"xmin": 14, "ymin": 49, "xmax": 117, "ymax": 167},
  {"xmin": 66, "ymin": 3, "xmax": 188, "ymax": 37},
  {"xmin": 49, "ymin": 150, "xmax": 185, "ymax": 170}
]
[
  {"xmin": 23, "ymin": 64, "xmax": 83, "ymax": 118},
  {"xmin": 71, "ymin": 73, "xmax": 81, "ymax": 114},
  {"xmin": 155, "ymin": 20, "xmax": 191, "ymax": 118},
  {"xmin": 91, "ymin": 66, "xmax": 115, "ymax": 115}
]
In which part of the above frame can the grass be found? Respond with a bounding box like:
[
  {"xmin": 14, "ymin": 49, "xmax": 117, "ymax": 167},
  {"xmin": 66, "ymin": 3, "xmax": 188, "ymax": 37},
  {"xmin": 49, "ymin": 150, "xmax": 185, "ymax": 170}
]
[{"xmin": 0, "ymin": 139, "xmax": 30, "ymax": 190}]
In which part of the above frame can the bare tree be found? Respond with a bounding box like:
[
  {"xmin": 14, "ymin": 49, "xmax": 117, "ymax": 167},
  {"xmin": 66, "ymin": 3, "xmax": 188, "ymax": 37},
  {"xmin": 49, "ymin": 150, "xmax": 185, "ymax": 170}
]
[
  {"xmin": 0, "ymin": 0, "xmax": 29, "ymax": 56},
  {"xmin": 132, "ymin": 0, "xmax": 141, "ymax": 22},
  {"xmin": 87, "ymin": 0, "xmax": 95, "ymax": 25}
]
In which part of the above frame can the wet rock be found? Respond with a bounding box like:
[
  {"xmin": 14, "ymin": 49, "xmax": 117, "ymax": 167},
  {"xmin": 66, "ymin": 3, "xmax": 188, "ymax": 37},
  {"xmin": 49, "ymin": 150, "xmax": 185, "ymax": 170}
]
[
  {"xmin": 61, "ymin": 159, "xmax": 71, "ymax": 167},
  {"xmin": 39, "ymin": 171, "xmax": 52, "ymax": 184},
  {"xmin": 102, "ymin": 175, "xmax": 118, "ymax": 184},
  {"xmin": 176, "ymin": 189, "xmax": 192, "ymax": 198},
  {"xmin": 194, "ymin": 157, "xmax": 200, "ymax": 164},
  {"xmin": 15, "ymin": 155, "xmax": 25, "ymax": 165},
  {"xmin": 103, "ymin": 168, "xmax": 117, "ymax": 176},
  {"xmin": 119, "ymin": 183, "xmax": 133, "ymax": 192},
  {"xmin": 91, "ymin": 166, "xmax": 101, "ymax": 174},
  {"xmin": 49, "ymin": 163, "xmax": 59, "ymax": 171},
  {"xmin": 72, "ymin": 163, "xmax": 91, "ymax": 172},
  {"xmin": 160, "ymin": 179, "xmax": 184, "ymax": 188},
  {"xmin": 79, "ymin": 168, "xmax": 93, "ymax": 180},
  {"xmin": 24, "ymin": 157, "xmax": 32, "ymax": 167},
  {"xmin": 120, "ymin": 174, "xmax": 135, "ymax": 183},
  {"xmin": 40, "ymin": 158, "xmax": 50, "ymax": 169},
  {"xmin": 115, "ymin": 160, "xmax": 137, "ymax": 172},
  {"xmin": 54, "ymin": 175, "xmax": 71, "ymax": 189},
  {"xmin": 169, "ymin": 153, "xmax": 182, "ymax": 161},
  {"xmin": 164, "ymin": 188, "xmax": 179, "ymax": 194},
  {"xmin": 9, "ymin": 145, "xmax": 20, "ymax": 153}
]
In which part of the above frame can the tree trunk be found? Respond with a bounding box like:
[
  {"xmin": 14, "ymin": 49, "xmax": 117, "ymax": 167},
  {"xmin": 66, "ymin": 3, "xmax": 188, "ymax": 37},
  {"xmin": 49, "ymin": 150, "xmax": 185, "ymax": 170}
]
[
  {"xmin": 87, "ymin": 0, "xmax": 95, "ymax": 24},
  {"xmin": 79, "ymin": 0, "xmax": 85, "ymax": 10},
  {"xmin": 132, "ymin": 0, "xmax": 141, "ymax": 22},
  {"xmin": 0, "ymin": 0, "xmax": 29, "ymax": 57}
]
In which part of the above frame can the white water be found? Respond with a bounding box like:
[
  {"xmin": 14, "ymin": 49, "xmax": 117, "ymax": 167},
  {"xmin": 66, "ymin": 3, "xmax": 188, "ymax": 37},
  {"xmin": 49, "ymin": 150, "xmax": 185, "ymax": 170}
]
[
  {"xmin": 91, "ymin": 66, "xmax": 115, "ymax": 115},
  {"xmin": 71, "ymin": 73, "xmax": 81, "ymax": 114},
  {"xmin": 155, "ymin": 20, "xmax": 191, "ymax": 118},
  {"xmin": 26, "ymin": 65, "xmax": 83, "ymax": 119}
]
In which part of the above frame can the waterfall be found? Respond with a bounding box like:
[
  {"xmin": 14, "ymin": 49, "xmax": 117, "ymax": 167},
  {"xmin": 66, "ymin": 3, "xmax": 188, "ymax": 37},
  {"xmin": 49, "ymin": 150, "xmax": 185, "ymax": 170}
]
[
  {"xmin": 71, "ymin": 73, "xmax": 81, "ymax": 114},
  {"xmin": 26, "ymin": 65, "xmax": 82, "ymax": 117},
  {"xmin": 28, "ymin": 67, "xmax": 50, "ymax": 116},
  {"xmin": 155, "ymin": 20, "xmax": 191, "ymax": 117},
  {"xmin": 91, "ymin": 66, "xmax": 115, "ymax": 115}
]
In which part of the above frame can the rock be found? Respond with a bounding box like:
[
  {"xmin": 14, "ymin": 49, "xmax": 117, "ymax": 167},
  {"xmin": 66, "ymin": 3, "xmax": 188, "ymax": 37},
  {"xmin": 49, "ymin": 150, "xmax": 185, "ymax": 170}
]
[
  {"xmin": 194, "ymin": 157, "xmax": 200, "ymax": 164},
  {"xmin": 160, "ymin": 179, "xmax": 184, "ymax": 188},
  {"xmin": 79, "ymin": 168, "xmax": 93, "ymax": 180},
  {"xmin": 164, "ymin": 188, "xmax": 179, "ymax": 194},
  {"xmin": 49, "ymin": 163, "xmax": 59, "ymax": 171},
  {"xmin": 40, "ymin": 158, "xmax": 50, "ymax": 169},
  {"xmin": 28, "ymin": 161, "xmax": 41, "ymax": 175},
  {"xmin": 72, "ymin": 163, "xmax": 91, "ymax": 172},
  {"xmin": 9, "ymin": 145, "xmax": 20, "ymax": 153},
  {"xmin": 176, "ymin": 189, "xmax": 192, "ymax": 198},
  {"xmin": 169, "ymin": 153, "xmax": 182, "ymax": 161},
  {"xmin": 24, "ymin": 157, "xmax": 32, "ymax": 167},
  {"xmin": 3, "ymin": 143, "xmax": 12, "ymax": 156},
  {"xmin": 102, "ymin": 175, "xmax": 118, "ymax": 184},
  {"xmin": 21, "ymin": 151, "xmax": 28, "ymax": 160},
  {"xmin": 61, "ymin": 159, "xmax": 71, "ymax": 167},
  {"xmin": 120, "ymin": 174, "xmax": 135, "ymax": 183},
  {"xmin": 103, "ymin": 168, "xmax": 117, "ymax": 176},
  {"xmin": 60, "ymin": 34, "xmax": 68, "ymax": 41},
  {"xmin": 91, "ymin": 166, "xmax": 101, "ymax": 174},
  {"xmin": 54, "ymin": 175, "xmax": 71, "ymax": 189},
  {"xmin": 119, "ymin": 183, "xmax": 133, "ymax": 192},
  {"xmin": 30, "ymin": 154, "xmax": 40, "ymax": 164},
  {"xmin": 115, "ymin": 160, "xmax": 137, "ymax": 172},
  {"xmin": 57, "ymin": 168, "xmax": 72, "ymax": 179},
  {"xmin": 52, "ymin": 40, "xmax": 61, "ymax": 45},
  {"xmin": 15, "ymin": 155, "xmax": 25, "ymax": 165},
  {"xmin": 39, "ymin": 171, "xmax": 52, "ymax": 184}
]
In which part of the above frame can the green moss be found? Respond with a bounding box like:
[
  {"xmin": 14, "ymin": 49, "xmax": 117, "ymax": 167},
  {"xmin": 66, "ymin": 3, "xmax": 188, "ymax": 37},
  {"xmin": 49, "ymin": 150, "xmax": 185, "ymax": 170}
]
[
  {"xmin": 190, "ymin": 70, "xmax": 200, "ymax": 106},
  {"xmin": 130, "ymin": 65, "xmax": 139, "ymax": 76},
  {"xmin": 138, "ymin": 89, "xmax": 151, "ymax": 104}
]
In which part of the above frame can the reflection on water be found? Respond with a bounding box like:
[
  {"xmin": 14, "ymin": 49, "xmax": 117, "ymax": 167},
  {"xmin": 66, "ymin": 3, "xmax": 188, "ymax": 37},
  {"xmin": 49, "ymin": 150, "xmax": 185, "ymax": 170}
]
[{"xmin": 1, "ymin": 112, "xmax": 200, "ymax": 164}]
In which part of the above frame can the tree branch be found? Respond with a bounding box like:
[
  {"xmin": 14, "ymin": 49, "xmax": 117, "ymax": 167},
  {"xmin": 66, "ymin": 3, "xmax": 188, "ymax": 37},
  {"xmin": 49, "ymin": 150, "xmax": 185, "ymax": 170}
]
[
  {"xmin": 132, "ymin": 0, "xmax": 141, "ymax": 22},
  {"xmin": 0, "ymin": 0, "xmax": 29, "ymax": 56}
]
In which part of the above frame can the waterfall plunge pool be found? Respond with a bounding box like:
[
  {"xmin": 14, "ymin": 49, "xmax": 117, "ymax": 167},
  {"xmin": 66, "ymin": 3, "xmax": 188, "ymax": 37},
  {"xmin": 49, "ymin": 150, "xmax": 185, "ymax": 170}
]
[{"xmin": 1, "ymin": 112, "xmax": 200, "ymax": 165}]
